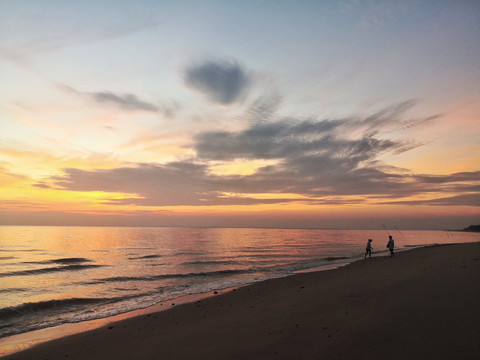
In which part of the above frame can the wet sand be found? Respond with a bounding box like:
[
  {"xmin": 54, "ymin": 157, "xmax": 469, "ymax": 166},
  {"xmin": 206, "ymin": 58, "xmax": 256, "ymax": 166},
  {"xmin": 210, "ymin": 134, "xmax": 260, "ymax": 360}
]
[{"xmin": 3, "ymin": 242, "xmax": 480, "ymax": 360}]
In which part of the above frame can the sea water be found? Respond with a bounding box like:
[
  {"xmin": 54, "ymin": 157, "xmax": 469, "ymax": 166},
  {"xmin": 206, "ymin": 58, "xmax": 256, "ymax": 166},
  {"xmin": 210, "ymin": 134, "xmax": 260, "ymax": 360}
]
[{"xmin": 0, "ymin": 226, "xmax": 478, "ymax": 338}]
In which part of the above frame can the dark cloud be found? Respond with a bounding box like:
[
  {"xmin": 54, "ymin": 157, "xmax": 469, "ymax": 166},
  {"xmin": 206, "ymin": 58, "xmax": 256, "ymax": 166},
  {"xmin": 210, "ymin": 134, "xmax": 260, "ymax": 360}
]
[
  {"xmin": 53, "ymin": 163, "xmax": 210, "ymax": 206},
  {"xmin": 193, "ymin": 101, "xmax": 416, "ymax": 161},
  {"xmin": 184, "ymin": 60, "xmax": 251, "ymax": 104},
  {"xmin": 51, "ymin": 163, "xmax": 295, "ymax": 207},
  {"xmin": 412, "ymin": 172, "xmax": 480, "ymax": 184}
]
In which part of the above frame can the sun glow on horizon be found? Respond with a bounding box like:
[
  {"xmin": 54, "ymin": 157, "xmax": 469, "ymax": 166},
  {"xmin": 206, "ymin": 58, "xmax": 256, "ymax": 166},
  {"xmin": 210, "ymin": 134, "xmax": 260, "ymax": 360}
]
[{"xmin": 1, "ymin": 1, "xmax": 479, "ymax": 229}]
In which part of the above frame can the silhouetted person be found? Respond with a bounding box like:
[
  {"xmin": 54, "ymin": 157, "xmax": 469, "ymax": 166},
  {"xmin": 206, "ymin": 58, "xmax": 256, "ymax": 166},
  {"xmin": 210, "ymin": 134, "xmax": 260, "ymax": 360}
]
[
  {"xmin": 387, "ymin": 235, "xmax": 394, "ymax": 257},
  {"xmin": 365, "ymin": 239, "xmax": 373, "ymax": 259}
]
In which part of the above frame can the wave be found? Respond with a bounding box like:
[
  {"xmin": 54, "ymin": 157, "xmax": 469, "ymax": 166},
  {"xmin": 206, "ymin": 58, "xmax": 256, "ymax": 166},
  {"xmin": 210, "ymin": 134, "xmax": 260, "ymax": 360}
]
[
  {"xmin": 173, "ymin": 251, "xmax": 208, "ymax": 256},
  {"xmin": 0, "ymin": 288, "xmax": 27, "ymax": 294},
  {"xmin": 86, "ymin": 269, "xmax": 249, "ymax": 284},
  {"xmin": 51, "ymin": 257, "xmax": 92, "ymax": 264},
  {"xmin": 23, "ymin": 257, "xmax": 93, "ymax": 265},
  {"xmin": 0, "ymin": 256, "xmax": 17, "ymax": 261},
  {"xmin": 128, "ymin": 255, "xmax": 162, "ymax": 260},
  {"xmin": 181, "ymin": 260, "xmax": 244, "ymax": 266},
  {"xmin": 0, "ymin": 264, "xmax": 103, "ymax": 277},
  {"xmin": 323, "ymin": 256, "xmax": 350, "ymax": 261},
  {"xmin": 0, "ymin": 248, "xmax": 43, "ymax": 253},
  {"xmin": 239, "ymin": 253, "xmax": 308, "ymax": 259},
  {"xmin": 0, "ymin": 298, "xmax": 110, "ymax": 319}
]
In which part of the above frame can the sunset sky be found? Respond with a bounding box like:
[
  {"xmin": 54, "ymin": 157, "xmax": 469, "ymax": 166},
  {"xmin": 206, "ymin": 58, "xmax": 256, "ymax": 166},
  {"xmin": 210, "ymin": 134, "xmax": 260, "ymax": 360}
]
[{"xmin": 1, "ymin": 0, "xmax": 479, "ymax": 229}]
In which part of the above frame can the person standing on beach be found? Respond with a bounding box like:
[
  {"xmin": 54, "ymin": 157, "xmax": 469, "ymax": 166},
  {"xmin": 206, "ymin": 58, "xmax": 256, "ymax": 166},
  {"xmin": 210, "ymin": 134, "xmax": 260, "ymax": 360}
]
[
  {"xmin": 365, "ymin": 239, "xmax": 373, "ymax": 259},
  {"xmin": 387, "ymin": 235, "xmax": 394, "ymax": 257}
]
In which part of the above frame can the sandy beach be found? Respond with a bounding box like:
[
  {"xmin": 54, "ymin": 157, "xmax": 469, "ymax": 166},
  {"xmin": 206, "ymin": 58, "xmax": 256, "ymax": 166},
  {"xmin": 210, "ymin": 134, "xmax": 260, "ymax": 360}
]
[{"xmin": 2, "ymin": 242, "xmax": 479, "ymax": 360}]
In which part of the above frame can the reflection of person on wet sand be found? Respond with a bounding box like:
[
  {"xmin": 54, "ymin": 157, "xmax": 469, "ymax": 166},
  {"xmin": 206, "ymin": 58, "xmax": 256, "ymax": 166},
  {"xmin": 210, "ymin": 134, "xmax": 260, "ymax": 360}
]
[
  {"xmin": 387, "ymin": 235, "xmax": 394, "ymax": 257},
  {"xmin": 365, "ymin": 239, "xmax": 373, "ymax": 259}
]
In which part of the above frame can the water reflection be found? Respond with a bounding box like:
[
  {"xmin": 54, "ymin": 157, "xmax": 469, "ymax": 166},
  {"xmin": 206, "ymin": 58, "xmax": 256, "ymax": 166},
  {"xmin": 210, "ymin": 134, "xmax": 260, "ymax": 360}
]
[{"xmin": 0, "ymin": 226, "xmax": 478, "ymax": 339}]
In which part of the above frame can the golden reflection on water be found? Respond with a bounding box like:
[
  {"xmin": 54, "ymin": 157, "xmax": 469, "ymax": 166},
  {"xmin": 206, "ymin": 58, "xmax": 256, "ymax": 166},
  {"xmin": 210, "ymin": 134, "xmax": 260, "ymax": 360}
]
[
  {"xmin": 1, "ymin": 225, "xmax": 480, "ymax": 345},
  {"xmin": 1, "ymin": 226, "xmax": 479, "ymax": 310},
  {"xmin": 0, "ymin": 227, "xmax": 133, "ymax": 306}
]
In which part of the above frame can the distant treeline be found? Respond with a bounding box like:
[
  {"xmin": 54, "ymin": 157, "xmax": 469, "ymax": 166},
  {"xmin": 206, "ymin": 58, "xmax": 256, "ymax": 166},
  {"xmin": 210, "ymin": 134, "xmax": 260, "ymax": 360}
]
[{"xmin": 462, "ymin": 224, "xmax": 480, "ymax": 232}]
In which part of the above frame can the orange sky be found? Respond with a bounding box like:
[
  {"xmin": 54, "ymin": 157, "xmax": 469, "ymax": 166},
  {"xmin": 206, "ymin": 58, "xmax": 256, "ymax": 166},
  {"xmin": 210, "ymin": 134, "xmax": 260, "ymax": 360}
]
[{"xmin": 1, "ymin": 1, "xmax": 479, "ymax": 229}]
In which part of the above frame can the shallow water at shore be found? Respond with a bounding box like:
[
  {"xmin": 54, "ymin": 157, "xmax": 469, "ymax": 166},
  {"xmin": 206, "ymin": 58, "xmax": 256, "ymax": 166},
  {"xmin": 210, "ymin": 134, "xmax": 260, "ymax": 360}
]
[{"xmin": 1, "ymin": 226, "xmax": 478, "ymax": 339}]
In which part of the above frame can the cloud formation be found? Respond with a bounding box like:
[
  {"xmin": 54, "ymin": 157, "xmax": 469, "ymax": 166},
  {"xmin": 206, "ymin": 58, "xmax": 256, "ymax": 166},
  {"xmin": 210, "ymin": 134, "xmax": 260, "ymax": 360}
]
[
  {"xmin": 194, "ymin": 100, "xmax": 423, "ymax": 161},
  {"xmin": 48, "ymin": 162, "xmax": 480, "ymax": 208},
  {"xmin": 184, "ymin": 59, "xmax": 251, "ymax": 104},
  {"xmin": 44, "ymin": 101, "xmax": 480, "ymax": 208}
]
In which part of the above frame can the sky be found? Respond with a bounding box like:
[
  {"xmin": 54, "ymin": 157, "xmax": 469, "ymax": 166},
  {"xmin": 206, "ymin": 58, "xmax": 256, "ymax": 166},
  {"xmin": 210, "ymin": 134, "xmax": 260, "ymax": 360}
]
[{"xmin": 0, "ymin": 0, "xmax": 479, "ymax": 229}]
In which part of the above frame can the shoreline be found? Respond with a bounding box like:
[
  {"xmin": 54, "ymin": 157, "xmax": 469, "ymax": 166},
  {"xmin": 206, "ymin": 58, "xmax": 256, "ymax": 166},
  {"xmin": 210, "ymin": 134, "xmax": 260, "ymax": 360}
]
[
  {"xmin": 0, "ymin": 290, "xmax": 231, "ymax": 357},
  {"xmin": 0, "ymin": 245, "xmax": 421, "ymax": 354},
  {"xmin": 0, "ymin": 263, "xmax": 351, "ymax": 356},
  {"xmin": 2, "ymin": 242, "xmax": 479, "ymax": 359},
  {"xmin": 0, "ymin": 252, "xmax": 358, "ymax": 355}
]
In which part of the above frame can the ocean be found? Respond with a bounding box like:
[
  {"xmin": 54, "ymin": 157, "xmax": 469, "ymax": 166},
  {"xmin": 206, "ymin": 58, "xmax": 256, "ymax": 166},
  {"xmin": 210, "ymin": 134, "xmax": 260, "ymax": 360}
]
[{"xmin": 0, "ymin": 226, "xmax": 478, "ymax": 339}]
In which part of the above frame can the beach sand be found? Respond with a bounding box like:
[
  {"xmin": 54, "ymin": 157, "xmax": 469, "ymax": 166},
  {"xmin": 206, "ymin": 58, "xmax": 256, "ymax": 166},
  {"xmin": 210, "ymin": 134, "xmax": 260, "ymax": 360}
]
[{"xmin": 3, "ymin": 242, "xmax": 479, "ymax": 360}]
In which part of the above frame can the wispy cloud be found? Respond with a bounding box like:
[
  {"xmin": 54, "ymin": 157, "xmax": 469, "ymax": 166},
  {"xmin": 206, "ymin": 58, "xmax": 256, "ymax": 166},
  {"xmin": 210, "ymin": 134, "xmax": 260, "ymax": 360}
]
[
  {"xmin": 0, "ymin": 166, "xmax": 28, "ymax": 186},
  {"xmin": 244, "ymin": 92, "xmax": 283, "ymax": 124},
  {"xmin": 380, "ymin": 192, "xmax": 480, "ymax": 207},
  {"xmin": 89, "ymin": 91, "xmax": 159, "ymax": 112},
  {"xmin": 184, "ymin": 59, "xmax": 252, "ymax": 105},
  {"xmin": 58, "ymin": 84, "xmax": 161, "ymax": 113},
  {"xmin": 0, "ymin": 1, "xmax": 160, "ymax": 61}
]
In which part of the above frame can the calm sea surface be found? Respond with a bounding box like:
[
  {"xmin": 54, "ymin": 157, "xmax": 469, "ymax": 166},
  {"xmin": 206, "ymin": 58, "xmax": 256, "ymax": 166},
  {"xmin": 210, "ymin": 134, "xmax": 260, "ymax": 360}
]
[{"xmin": 0, "ymin": 226, "xmax": 478, "ymax": 338}]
